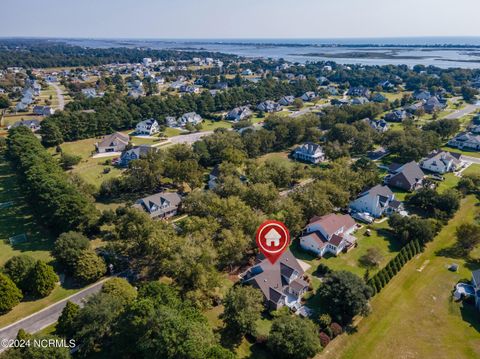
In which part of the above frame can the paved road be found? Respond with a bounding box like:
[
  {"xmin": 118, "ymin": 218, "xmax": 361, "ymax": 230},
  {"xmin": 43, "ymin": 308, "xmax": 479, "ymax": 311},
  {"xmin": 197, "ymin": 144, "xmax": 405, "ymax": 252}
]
[
  {"xmin": 49, "ymin": 82, "xmax": 65, "ymax": 111},
  {"xmin": 442, "ymin": 103, "xmax": 479, "ymax": 120},
  {"xmin": 0, "ymin": 279, "xmax": 107, "ymax": 351}
]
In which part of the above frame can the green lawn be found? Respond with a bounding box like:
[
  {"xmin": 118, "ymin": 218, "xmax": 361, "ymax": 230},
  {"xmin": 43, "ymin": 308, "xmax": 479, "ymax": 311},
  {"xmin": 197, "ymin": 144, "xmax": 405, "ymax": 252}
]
[
  {"xmin": 71, "ymin": 157, "xmax": 124, "ymax": 188},
  {"xmin": 320, "ymin": 196, "xmax": 480, "ymax": 359},
  {"xmin": 462, "ymin": 164, "xmax": 480, "ymax": 176},
  {"xmin": 53, "ymin": 138, "xmax": 124, "ymax": 189},
  {"xmin": 256, "ymin": 151, "xmax": 296, "ymax": 169},
  {"xmin": 291, "ymin": 220, "xmax": 402, "ymax": 281},
  {"xmin": 0, "ymin": 157, "xmax": 54, "ymax": 266},
  {"xmin": 201, "ymin": 120, "xmax": 232, "ymax": 131}
]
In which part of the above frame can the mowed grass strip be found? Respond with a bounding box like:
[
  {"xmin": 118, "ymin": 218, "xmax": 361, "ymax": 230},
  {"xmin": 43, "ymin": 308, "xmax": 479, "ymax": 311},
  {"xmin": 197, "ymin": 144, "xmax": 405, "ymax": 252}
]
[{"xmin": 319, "ymin": 196, "xmax": 480, "ymax": 359}]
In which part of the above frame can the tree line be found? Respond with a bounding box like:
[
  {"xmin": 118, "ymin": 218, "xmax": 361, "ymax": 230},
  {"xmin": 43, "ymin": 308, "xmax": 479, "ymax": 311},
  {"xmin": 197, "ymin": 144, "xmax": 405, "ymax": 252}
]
[
  {"xmin": 7, "ymin": 126, "xmax": 99, "ymax": 234},
  {"xmin": 0, "ymin": 39, "xmax": 237, "ymax": 69}
]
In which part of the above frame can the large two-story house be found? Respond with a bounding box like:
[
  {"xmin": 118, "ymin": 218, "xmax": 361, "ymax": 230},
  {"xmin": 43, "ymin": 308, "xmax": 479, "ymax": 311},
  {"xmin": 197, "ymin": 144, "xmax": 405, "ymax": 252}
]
[
  {"xmin": 178, "ymin": 112, "xmax": 202, "ymax": 127},
  {"xmin": 257, "ymin": 100, "xmax": 282, "ymax": 113},
  {"xmin": 95, "ymin": 132, "xmax": 129, "ymax": 153},
  {"xmin": 133, "ymin": 191, "xmax": 182, "ymax": 219},
  {"xmin": 300, "ymin": 213, "xmax": 357, "ymax": 257},
  {"xmin": 119, "ymin": 145, "xmax": 156, "ymax": 167},
  {"xmin": 448, "ymin": 132, "xmax": 480, "ymax": 151},
  {"xmin": 226, "ymin": 106, "xmax": 253, "ymax": 122},
  {"xmin": 347, "ymin": 86, "xmax": 371, "ymax": 98},
  {"xmin": 349, "ymin": 184, "xmax": 403, "ymax": 218},
  {"xmin": 136, "ymin": 119, "xmax": 160, "ymax": 135},
  {"xmin": 240, "ymin": 249, "xmax": 310, "ymax": 310},
  {"xmin": 292, "ymin": 142, "xmax": 325, "ymax": 164},
  {"xmin": 9, "ymin": 119, "xmax": 41, "ymax": 132},
  {"xmin": 385, "ymin": 161, "xmax": 425, "ymax": 192},
  {"xmin": 420, "ymin": 150, "xmax": 462, "ymax": 174}
]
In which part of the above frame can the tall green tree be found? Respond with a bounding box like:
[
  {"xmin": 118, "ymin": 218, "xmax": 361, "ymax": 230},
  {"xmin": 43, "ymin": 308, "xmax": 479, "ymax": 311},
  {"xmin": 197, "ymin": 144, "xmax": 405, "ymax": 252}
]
[
  {"xmin": 268, "ymin": 315, "xmax": 322, "ymax": 359},
  {"xmin": 223, "ymin": 285, "xmax": 264, "ymax": 336},
  {"xmin": 0, "ymin": 273, "xmax": 23, "ymax": 314},
  {"xmin": 317, "ymin": 271, "xmax": 372, "ymax": 324}
]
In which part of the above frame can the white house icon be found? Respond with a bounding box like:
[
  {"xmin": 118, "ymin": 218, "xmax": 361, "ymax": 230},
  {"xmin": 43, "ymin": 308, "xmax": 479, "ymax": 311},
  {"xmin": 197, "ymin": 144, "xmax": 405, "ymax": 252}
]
[{"xmin": 265, "ymin": 228, "xmax": 281, "ymax": 247}]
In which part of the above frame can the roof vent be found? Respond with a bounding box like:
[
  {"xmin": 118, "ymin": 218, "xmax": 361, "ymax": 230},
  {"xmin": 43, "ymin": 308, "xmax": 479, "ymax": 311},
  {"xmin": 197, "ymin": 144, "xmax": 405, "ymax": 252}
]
[{"xmin": 264, "ymin": 279, "xmax": 267, "ymax": 282}]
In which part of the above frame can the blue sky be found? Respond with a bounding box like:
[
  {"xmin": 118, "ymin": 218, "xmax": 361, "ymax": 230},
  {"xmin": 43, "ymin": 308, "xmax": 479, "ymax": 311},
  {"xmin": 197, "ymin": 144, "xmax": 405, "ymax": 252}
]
[{"xmin": 1, "ymin": 0, "xmax": 479, "ymax": 38}]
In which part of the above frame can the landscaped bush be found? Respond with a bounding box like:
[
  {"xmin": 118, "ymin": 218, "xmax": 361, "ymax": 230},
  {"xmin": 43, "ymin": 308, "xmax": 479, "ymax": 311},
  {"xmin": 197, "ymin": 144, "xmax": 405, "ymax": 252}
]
[
  {"xmin": 330, "ymin": 322, "xmax": 343, "ymax": 337},
  {"xmin": 319, "ymin": 332, "xmax": 331, "ymax": 347}
]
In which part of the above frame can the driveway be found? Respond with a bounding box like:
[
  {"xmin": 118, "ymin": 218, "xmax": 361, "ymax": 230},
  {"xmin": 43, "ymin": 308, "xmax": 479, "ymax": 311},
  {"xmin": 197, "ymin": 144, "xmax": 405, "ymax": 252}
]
[
  {"xmin": 461, "ymin": 155, "xmax": 480, "ymax": 165},
  {"xmin": 168, "ymin": 131, "xmax": 213, "ymax": 145},
  {"xmin": 0, "ymin": 279, "xmax": 107, "ymax": 352}
]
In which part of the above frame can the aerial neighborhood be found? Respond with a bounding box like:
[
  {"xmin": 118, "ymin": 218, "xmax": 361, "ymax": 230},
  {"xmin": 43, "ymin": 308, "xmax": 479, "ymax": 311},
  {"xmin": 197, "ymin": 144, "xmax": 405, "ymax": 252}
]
[{"xmin": 0, "ymin": 34, "xmax": 479, "ymax": 359}]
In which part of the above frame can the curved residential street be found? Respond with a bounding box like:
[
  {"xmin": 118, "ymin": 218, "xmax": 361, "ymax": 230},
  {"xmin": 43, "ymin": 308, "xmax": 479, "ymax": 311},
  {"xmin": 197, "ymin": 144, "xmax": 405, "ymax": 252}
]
[
  {"xmin": 50, "ymin": 82, "xmax": 65, "ymax": 111},
  {"xmin": 0, "ymin": 279, "xmax": 107, "ymax": 352}
]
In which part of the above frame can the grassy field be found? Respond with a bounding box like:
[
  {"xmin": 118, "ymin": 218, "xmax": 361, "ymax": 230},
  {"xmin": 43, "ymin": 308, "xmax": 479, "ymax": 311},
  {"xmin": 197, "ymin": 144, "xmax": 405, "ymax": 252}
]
[
  {"xmin": 0, "ymin": 157, "xmax": 54, "ymax": 266},
  {"xmin": 319, "ymin": 196, "xmax": 480, "ymax": 359}
]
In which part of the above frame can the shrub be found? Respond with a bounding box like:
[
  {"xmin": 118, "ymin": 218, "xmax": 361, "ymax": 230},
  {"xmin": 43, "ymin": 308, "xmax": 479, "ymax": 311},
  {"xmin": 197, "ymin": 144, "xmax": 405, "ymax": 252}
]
[
  {"xmin": 319, "ymin": 332, "xmax": 331, "ymax": 347},
  {"xmin": 330, "ymin": 323, "xmax": 343, "ymax": 337}
]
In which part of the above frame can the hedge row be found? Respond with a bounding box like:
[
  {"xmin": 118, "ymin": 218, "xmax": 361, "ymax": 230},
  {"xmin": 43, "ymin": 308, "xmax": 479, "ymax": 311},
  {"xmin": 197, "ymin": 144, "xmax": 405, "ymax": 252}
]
[
  {"xmin": 7, "ymin": 126, "xmax": 98, "ymax": 234},
  {"xmin": 367, "ymin": 239, "xmax": 423, "ymax": 296}
]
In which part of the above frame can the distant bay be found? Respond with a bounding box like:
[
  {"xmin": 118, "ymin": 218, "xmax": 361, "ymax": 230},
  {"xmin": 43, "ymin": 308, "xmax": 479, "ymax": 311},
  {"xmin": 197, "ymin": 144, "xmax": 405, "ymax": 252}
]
[{"xmin": 62, "ymin": 37, "xmax": 480, "ymax": 69}]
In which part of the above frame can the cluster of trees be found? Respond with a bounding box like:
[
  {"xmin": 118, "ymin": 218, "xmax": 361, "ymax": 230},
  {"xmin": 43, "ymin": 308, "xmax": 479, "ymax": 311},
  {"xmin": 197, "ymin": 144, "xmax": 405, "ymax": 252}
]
[
  {"xmin": 7, "ymin": 127, "xmax": 99, "ymax": 234},
  {"xmin": 382, "ymin": 127, "xmax": 441, "ymax": 162},
  {"xmin": 316, "ymin": 271, "xmax": 372, "ymax": 325},
  {"xmin": 40, "ymin": 77, "xmax": 318, "ymax": 143},
  {"xmin": 0, "ymin": 256, "xmax": 58, "ymax": 314},
  {"xmin": 53, "ymin": 232, "xmax": 106, "ymax": 284},
  {"xmin": 367, "ymin": 240, "xmax": 423, "ymax": 296},
  {"xmin": 388, "ymin": 214, "xmax": 441, "ymax": 244},
  {"xmin": 407, "ymin": 188, "xmax": 461, "ymax": 221},
  {"xmin": 457, "ymin": 172, "xmax": 480, "ymax": 196},
  {"xmin": 99, "ymin": 144, "xmax": 204, "ymax": 197},
  {"xmin": 52, "ymin": 279, "xmax": 235, "ymax": 359},
  {"xmin": 423, "ymin": 118, "xmax": 460, "ymax": 139}
]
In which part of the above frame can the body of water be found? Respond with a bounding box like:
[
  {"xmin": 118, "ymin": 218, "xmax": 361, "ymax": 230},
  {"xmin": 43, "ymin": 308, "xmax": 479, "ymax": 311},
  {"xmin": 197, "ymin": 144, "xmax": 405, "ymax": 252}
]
[{"xmin": 63, "ymin": 37, "xmax": 480, "ymax": 69}]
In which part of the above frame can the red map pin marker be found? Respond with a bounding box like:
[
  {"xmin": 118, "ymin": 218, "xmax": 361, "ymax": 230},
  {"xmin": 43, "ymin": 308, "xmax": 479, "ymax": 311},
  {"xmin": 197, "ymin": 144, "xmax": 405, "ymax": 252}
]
[{"xmin": 256, "ymin": 220, "xmax": 290, "ymax": 264}]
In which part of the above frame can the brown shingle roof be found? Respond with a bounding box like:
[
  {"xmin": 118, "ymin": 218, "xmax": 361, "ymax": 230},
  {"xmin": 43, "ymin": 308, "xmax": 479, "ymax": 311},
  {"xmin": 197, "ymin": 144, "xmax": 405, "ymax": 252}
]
[{"xmin": 309, "ymin": 213, "xmax": 356, "ymax": 238}]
